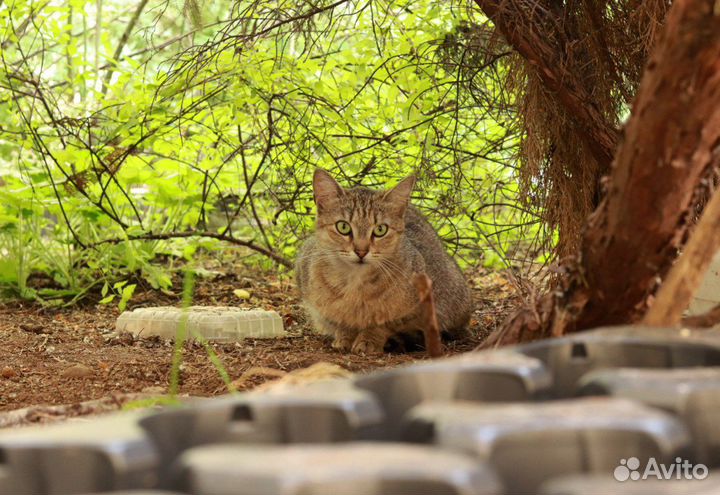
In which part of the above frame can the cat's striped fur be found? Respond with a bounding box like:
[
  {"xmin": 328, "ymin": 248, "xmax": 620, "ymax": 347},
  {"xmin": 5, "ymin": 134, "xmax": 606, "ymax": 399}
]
[{"xmin": 295, "ymin": 169, "xmax": 471, "ymax": 354}]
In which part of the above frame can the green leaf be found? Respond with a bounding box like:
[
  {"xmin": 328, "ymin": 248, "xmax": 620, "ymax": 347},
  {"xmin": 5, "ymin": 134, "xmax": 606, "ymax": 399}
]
[
  {"xmin": 100, "ymin": 295, "xmax": 116, "ymax": 305},
  {"xmin": 118, "ymin": 284, "xmax": 136, "ymax": 312}
]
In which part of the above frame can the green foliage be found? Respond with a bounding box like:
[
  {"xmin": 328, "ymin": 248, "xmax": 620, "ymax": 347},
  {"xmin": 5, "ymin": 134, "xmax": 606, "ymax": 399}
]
[
  {"xmin": 100, "ymin": 280, "xmax": 137, "ymax": 312},
  {"xmin": 0, "ymin": 0, "xmax": 546, "ymax": 303}
]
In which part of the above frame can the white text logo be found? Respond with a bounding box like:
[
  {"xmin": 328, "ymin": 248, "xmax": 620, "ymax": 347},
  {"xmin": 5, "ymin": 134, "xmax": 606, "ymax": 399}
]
[{"xmin": 614, "ymin": 457, "xmax": 708, "ymax": 482}]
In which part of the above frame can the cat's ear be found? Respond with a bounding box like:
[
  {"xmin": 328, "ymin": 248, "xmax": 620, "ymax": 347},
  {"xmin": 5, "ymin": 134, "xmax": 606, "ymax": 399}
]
[
  {"xmin": 384, "ymin": 175, "xmax": 415, "ymax": 214},
  {"xmin": 313, "ymin": 168, "xmax": 344, "ymax": 211}
]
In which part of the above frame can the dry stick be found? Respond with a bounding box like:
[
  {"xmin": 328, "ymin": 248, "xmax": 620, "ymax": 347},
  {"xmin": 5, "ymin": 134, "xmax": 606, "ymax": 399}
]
[
  {"xmin": 682, "ymin": 304, "xmax": 720, "ymax": 328},
  {"xmin": 413, "ymin": 273, "xmax": 443, "ymax": 358},
  {"xmin": 0, "ymin": 393, "xmax": 161, "ymax": 429},
  {"xmin": 644, "ymin": 187, "xmax": 720, "ymax": 326}
]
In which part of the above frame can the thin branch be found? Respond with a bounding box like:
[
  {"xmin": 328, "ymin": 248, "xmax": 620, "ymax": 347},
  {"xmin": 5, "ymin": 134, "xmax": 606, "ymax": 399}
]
[
  {"xmin": 92, "ymin": 231, "xmax": 292, "ymax": 267},
  {"xmin": 102, "ymin": 0, "xmax": 150, "ymax": 94}
]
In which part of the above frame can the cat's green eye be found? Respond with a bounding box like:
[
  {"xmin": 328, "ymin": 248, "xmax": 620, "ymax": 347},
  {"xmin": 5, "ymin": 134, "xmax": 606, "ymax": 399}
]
[
  {"xmin": 373, "ymin": 224, "xmax": 388, "ymax": 237},
  {"xmin": 336, "ymin": 220, "xmax": 352, "ymax": 235}
]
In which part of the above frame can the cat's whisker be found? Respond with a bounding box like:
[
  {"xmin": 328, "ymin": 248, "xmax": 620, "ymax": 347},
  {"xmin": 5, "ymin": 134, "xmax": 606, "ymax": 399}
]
[
  {"xmin": 378, "ymin": 258, "xmax": 413, "ymax": 288},
  {"xmin": 379, "ymin": 265, "xmax": 407, "ymax": 296},
  {"xmin": 376, "ymin": 259, "xmax": 412, "ymax": 293}
]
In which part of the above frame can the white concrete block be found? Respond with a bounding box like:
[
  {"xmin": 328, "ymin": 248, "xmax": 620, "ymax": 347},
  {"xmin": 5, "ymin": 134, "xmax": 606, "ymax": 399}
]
[{"xmin": 116, "ymin": 306, "xmax": 286, "ymax": 341}]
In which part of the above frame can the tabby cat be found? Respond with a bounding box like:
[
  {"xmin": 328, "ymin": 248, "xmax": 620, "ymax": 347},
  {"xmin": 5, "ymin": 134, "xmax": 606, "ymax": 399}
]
[{"xmin": 295, "ymin": 169, "xmax": 472, "ymax": 354}]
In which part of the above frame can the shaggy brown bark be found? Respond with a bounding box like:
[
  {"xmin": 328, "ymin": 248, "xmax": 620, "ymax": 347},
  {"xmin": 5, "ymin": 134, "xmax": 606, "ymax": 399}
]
[
  {"xmin": 473, "ymin": 0, "xmax": 620, "ymax": 168},
  {"xmin": 485, "ymin": 0, "xmax": 720, "ymax": 345},
  {"xmin": 471, "ymin": 0, "xmax": 671, "ymax": 257}
]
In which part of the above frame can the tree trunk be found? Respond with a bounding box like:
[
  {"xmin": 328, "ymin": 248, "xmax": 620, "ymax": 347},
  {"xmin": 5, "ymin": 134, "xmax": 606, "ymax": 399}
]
[{"xmin": 483, "ymin": 0, "xmax": 720, "ymax": 346}]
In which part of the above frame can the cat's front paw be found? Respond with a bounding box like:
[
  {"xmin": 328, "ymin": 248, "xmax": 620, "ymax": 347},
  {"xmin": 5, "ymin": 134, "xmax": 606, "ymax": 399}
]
[
  {"xmin": 351, "ymin": 334, "xmax": 386, "ymax": 355},
  {"xmin": 331, "ymin": 334, "xmax": 354, "ymax": 352}
]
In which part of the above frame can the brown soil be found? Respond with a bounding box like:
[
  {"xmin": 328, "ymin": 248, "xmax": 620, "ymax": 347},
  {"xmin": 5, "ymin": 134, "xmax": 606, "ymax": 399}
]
[{"xmin": 0, "ymin": 265, "xmax": 519, "ymax": 421}]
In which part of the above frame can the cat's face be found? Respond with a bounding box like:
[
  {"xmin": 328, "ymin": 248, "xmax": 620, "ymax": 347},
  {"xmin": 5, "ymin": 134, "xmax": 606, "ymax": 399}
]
[{"xmin": 312, "ymin": 169, "xmax": 415, "ymax": 267}]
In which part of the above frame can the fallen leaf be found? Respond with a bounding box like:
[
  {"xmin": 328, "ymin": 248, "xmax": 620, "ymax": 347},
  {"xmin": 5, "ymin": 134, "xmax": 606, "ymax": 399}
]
[
  {"xmin": 61, "ymin": 363, "xmax": 93, "ymax": 379},
  {"xmin": 1, "ymin": 366, "xmax": 17, "ymax": 379},
  {"xmin": 233, "ymin": 289, "xmax": 251, "ymax": 300}
]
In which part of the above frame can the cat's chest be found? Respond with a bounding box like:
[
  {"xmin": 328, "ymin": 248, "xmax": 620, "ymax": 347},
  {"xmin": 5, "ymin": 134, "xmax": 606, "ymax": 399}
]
[{"xmin": 308, "ymin": 263, "xmax": 416, "ymax": 328}]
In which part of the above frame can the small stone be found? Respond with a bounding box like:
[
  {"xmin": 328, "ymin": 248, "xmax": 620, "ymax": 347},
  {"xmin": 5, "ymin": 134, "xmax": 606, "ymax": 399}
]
[
  {"xmin": 19, "ymin": 323, "xmax": 46, "ymax": 334},
  {"xmin": 1, "ymin": 366, "xmax": 17, "ymax": 378},
  {"xmin": 61, "ymin": 363, "xmax": 93, "ymax": 379},
  {"xmin": 233, "ymin": 289, "xmax": 251, "ymax": 300}
]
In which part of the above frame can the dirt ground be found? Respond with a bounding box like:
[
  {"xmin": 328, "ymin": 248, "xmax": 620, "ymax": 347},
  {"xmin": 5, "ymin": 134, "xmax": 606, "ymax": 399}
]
[{"xmin": 0, "ymin": 264, "xmax": 520, "ymax": 422}]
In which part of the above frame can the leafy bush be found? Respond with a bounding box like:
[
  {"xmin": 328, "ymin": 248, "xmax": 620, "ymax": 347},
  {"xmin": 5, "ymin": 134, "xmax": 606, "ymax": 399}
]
[{"xmin": 0, "ymin": 0, "xmax": 546, "ymax": 303}]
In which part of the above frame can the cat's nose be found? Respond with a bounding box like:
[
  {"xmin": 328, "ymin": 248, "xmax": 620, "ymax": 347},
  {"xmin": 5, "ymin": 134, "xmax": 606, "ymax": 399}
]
[{"xmin": 354, "ymin": 248, "xmax": 368, "ymax": 260}]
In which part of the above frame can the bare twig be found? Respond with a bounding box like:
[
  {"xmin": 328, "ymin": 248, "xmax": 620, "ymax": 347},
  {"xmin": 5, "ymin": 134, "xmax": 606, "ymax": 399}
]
[{"xmin": 682, "ymin": 304, "xmax": 720, "ymax": 328}]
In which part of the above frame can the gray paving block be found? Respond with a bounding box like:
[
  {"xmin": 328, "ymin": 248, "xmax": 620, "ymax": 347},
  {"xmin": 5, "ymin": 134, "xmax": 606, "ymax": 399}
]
[
  {"xmin": 539, "ymin": 473, "xmax": 720, "ymax": 494},
  {"xmin": 0, "ymin": 412, "xmax": 159, "ymax": 494},
  {"xmin": 683, "ymin": 390, "xmax": 720, "ymax": 467},
  {"xmin": 140, "ymin": 380, "xmax": 384, "ymax": 484},
  {"xmin": 85, "ymin": 492, "xmax": 184, "ymax": 495},
  {"xmin": 354, "ymin": 350, "xmax": 552, "ymax": 437},
  {"xmin": 173, "ymin": 443, "xmax": 502, "ymax": 495},
  {"xmin": 518, "ymin": 326, "xmax": 720, "ymax": 396},
  {"xmin": 0, "ymin": 471, "xmax": 15, "ymax": 495},
  {"xmin": 587, "ymin": 326, "xmax": 720, "ymax": 341},
  {"xmin": 577, "ymin": 367, "xmax": 720, "ymax": 414},
  {"xmin": 576, "ymin": 364, "xmax": 720, "ymax": 467},
  {"xmin": 403, "ymin": 397, "xmax": 691, "ymax": 495},
  {"xmin": 577, "ymin": 367, "xmax": 720, "ymax": 411},
  {"xmin": 116, "ymin": 306, "xmax": 285, "ymax": 341}
]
